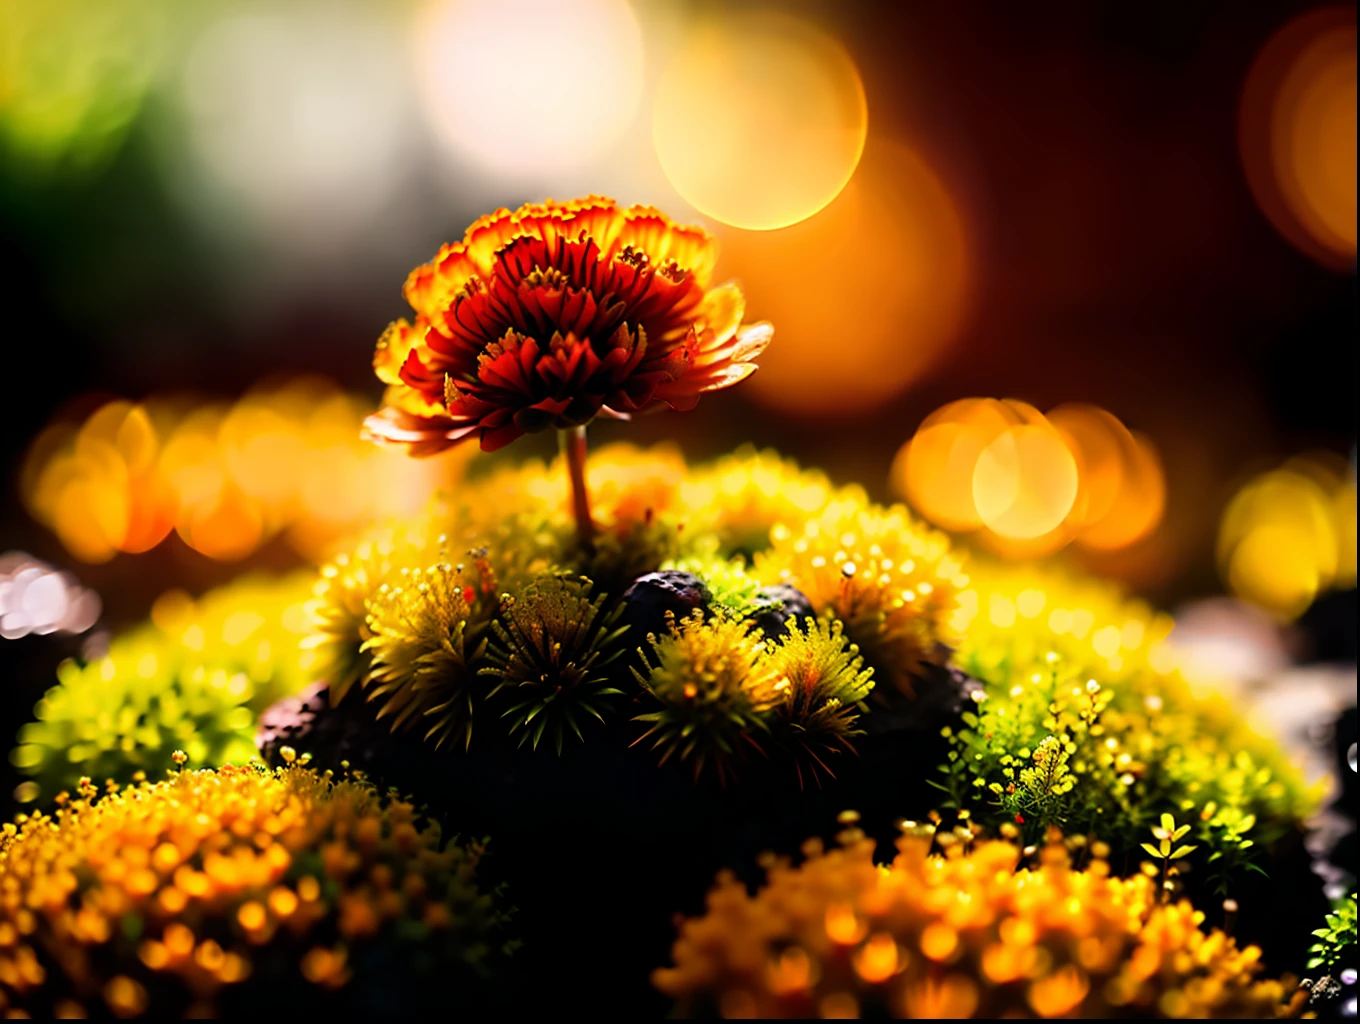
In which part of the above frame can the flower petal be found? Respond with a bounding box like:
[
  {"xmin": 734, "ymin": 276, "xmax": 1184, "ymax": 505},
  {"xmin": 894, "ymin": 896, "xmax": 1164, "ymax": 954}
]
[
  {"xmin": 725, "ymin": 321, "xmax": 773, "ymax": 363},
  {"xmin": 479, "ymin": 422, "xmax": 524, "ymax": 452},
  {"xmin": 695, "ymin": 281, "xmax": 746, "ymax": 346},
  {"xmin": 361, "ymin": 407, "xmax": 478, "ymax": 456},
  {"xmin": 374, "ymin": 319, "xmax": 422, "ymax": 386}
]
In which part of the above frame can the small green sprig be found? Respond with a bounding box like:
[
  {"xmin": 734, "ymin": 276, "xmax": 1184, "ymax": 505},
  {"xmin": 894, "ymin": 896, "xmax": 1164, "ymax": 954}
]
[
  {"xmin": 1198, "ymin": 800, "xmax": 1267, "ymax": 894},
  {"xmin": 661, "ymin": 551, "xmax": 762, "ymax": 617}
]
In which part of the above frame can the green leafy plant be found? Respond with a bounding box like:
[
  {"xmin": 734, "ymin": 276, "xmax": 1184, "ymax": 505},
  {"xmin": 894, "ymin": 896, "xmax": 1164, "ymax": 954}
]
[
  {"xmin": 1198, "ymin": 800, "xmax": 1267, "ymax": 893},
  {"xmin": 661, "ymin": 551, "xmax": 762, "ymax": 617},
  {"xmin": 11, "ymin": 572, "xmax": 315, "ymax": 803},
  {"xmin": 1308, "ymin": 893, "xmax": 1357, "ymax": 974}
]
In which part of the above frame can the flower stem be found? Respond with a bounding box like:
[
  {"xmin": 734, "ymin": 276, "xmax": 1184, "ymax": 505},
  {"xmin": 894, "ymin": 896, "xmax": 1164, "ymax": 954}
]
[{"xmin": 561, "ymin": 425, "xmax": 595, "ymax": 550}]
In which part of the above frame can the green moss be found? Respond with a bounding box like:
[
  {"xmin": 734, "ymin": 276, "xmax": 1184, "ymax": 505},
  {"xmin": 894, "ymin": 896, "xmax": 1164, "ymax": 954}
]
[
  {"xmin": 12, "ymin": 572, "xmax": 315, "ymax": 803},
  {"xmin": 934, "ymin": 561, "xmax": 1321, "ymax": 868}
]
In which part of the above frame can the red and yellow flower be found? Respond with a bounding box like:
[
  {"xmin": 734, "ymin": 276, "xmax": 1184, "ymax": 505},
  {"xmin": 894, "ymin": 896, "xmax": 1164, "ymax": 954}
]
[{"xmin": 364, "ymin": 196, "xmax": 771, "ymax": 454}]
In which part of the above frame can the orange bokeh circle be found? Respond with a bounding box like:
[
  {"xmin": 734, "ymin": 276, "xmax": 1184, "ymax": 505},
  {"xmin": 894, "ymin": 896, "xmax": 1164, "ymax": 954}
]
[
  {"xmin": 891, "ymin": 399, "xmax": 1166, "ymax": 556},
  {"xmin": 1072, "ymin": 431, "xmax": 1165, "ymax": 552},
  {"xmin": 894, "ymin": 399, "xmax": 1039, "ymax": 533},
  {"xmin": 973, "ymin": 420, "xmax": 1080, "ymax": 540},
  {"xmin": 1240, "ymin": 7, "xmax": 1357, "ymax": 267},
  {"xmin": 722, "ymin": 139, "xmax": 970, "ymax": 415}
]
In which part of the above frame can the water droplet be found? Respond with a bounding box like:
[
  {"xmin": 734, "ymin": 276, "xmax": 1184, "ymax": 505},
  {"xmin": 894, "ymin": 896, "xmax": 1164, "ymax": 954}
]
[{"xmin": 1341, "ymin": 968, "xmax": 1358, "ymax": 986}]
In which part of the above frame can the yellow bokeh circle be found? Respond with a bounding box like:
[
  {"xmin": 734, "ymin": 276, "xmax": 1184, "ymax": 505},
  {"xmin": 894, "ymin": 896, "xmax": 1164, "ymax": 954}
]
[
  {"xmin": 653, "ymin": 12, "xmax": 867, "ymax": 230},
  {"xmin": 896, "ymin": 399, "xmax": 1036, "ymax": 533},
  {"xmin": 973, "ymin": 423, "xmax": 1080, "ymax": 540},
  {"xmin": 22, "ymin": 380, "xmax": 469, "ymax": 564},
  {"xmin": 1217, "ymin": 453, "xmax": 1355, "ymax": 620}
]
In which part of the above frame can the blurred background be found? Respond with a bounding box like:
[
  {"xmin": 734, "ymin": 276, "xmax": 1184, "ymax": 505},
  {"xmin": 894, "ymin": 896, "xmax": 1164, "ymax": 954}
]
[{"xmin": 0, "ymin": 0, "xmax": 1354, "ymax": 643}]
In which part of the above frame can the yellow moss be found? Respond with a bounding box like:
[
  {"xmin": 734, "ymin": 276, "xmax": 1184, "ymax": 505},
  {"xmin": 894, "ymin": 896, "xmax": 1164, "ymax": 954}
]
[
  {"xmin": 756, "ymin": 495, "xmax": 965, "ymax": 694},
  {"xmin": 634, "ymin": 611, "xmax": 783, "ymax": 781},
  {"xmin": 0, "ymin": 765, "xmax": 512, "ymax": 1017},
  {"xmin": 656, "ymin": 826, "xmax": 1304, "ymax": 1019}
]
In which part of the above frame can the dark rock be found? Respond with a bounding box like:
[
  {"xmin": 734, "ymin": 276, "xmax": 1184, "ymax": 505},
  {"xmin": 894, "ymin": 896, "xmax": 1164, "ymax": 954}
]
[
  {"xmin": 861, "ymin": 653, "xmax": 983, "ymax": 737},
  {"xmin": 1299, "ymin": 587, "xmax": 1358, "ymax": 663},
  {"xmin": 256, "ymin": 681, "xmax": 393, "ymax": 775},
  {"xmin": 746, "ymin": 583, "xmax": 816, "ymax": 638},
  {"xmin": 620, "ymin": 570, "xmax": 711, "ymax": 645}
]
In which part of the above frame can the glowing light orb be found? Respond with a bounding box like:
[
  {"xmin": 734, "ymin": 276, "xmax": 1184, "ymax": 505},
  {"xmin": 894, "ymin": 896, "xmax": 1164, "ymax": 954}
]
[
  {"xmin": 0, "ymin": 553, "xmax": 100, "ymax": 639},
  {"xmin": 1046, "ymin": 404, "xmax": 1138, "ymax": 530},
  {"xmin": 894, "ymin": 399, "xmax": 1035, "ymax": 533},
  {"xmin": 892, "ymin": 400, "xmax": 1165, "ymax": 556},
  {"xmin": 1240, "ymin": 7, "xmax": 1357, "ymax": 267},
  {"xmin": 1333, "ymin": 477, "xmax": 1358, "ymax": 589},
  {"xmin": 1227, "ymin": 526, "xmax": 1322, "ymax": 622},
  {"xmin": 176, "ymin": 486, "xmax": 265, "ymax": 563},
  {"xmin": 725, "ymin": 140, "xmax": 969, "ymax": 414},
  {"xmin": 974, "ymin": 526, "xmax": 1075, "ymax": 561},
  {"xmin": 1069, "ymin": 431, "xmax": 1165, "ymax": 552},
  {"xmin": 653, "ymin": 12, "xmax": 867, "ymax": 230},
  {"xmin": 417, "ymin": 0, "xmax": 644, "ymax": 176},
  {"xmin": 1217, "ymin": 454, "xmax": 1354, "ymax": 620},
  {"xmin": 22, "ymin": 380, "xmax": 467, "ymax": 565},
  {"xmin": 22, "ymin": 402, "xmax": 178, "ymax": 564},
  {"xmin": 973, "ymin": 423, "xmax": 1080, "ymax": 540}
]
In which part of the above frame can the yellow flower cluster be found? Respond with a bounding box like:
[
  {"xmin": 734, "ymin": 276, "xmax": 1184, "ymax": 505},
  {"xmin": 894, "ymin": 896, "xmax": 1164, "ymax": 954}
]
[
  {"xmin": 655, "ymin": 822, "xmax": 1304, "ymax": 1019},
  {"xmin": 11, "ymin": 572, "xmax": 316, "ymax": 803},
  {"xmin": 635, "ymin": 613, "xmax": 878, "ymax": 784},
  {"xmin": 0, "ymin": 765, "xmax": 513, "ymax": 1018},
  {"xmin": 756, "ymin": 495, "xmax": 965, "ymax": 694},
  {"xmin": 448, "ymin": 443, "xmax": 687, "ymax": 536},
  {"xmin": 765, "ymin": 619, "xmax": 876, "ymax": 785},
  {"xmin": 362, "ymin": 560, "xmax": 494, "ymax": 748},
  {"xmin": 457, "ymin": 443, "xmax": 692, "ymax": 592},
  {"xmin": 304, "ymin": 522, "xmax": 434, "ymax": 703},
  {"xmin": 680, "ymin": 446, "xmax": 844, "ymax": 557}
]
